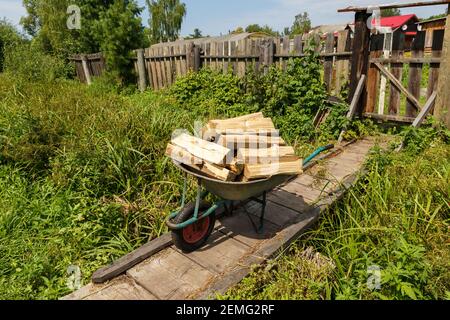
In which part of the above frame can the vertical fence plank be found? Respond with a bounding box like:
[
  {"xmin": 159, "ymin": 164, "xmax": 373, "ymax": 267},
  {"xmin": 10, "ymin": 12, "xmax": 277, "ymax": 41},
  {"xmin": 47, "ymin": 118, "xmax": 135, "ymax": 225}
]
[
  {"xmin": 230, "ymin": 41, "xmax": 237, "ymax": 75},
  {"xmin": 282, "ymin": 36, "xmax": 290, "ymax": 70},
  {"xmin": 217, "ymin": 41, "xmax": 224, "ymax": 73},
  {"xmin": 246, "ymin": 39, "xmax": 253, "ymax": 73},
  {"xmin": 428, "ymin": 29, "xmax": 444, "ymax": 100},
  {"xmin": 150, "ymin": 49, "xmax": 158, "ymax": 90},
  {"xmin": 205, "ymin": 42, "xmax": 211, "ymax": 69},
  {"xmin": 252, "ymin": 39, "xmax": 261, "ymax": 72},
  {"xmin": 194, "ymin": 44, "xmax": 201, "ymax": 72},
  {"xmin": 335, "ymin": 30, "xmax": 351, "ymax": 95},
  {"xmin": 388, "ymin": 32, "xmax": 405, "ymax": 115},
  {"xmin": 365, "ymin": 34, "xmax": 384, "ymax": 114},
  {"xmin": 223, "ymin": 41, "xmax": 229, "ymax": 74},
  {"xmin": 186, "ymin": 42, "xmax": 194, "ymax": 72},
  {"xmin": 349, "ymin": 11, "xmax": 371, "ymax": 113},
  {"xmin": 260, "ymin": 38, "xmax": 273, "ymax": 74},
  {"xmin": 406, "ymin": 31, "xmax": 425, "ymax": 117},
  {"xmin": 323, "ymin": 33, "xmax": 335, "ymax": 93},
  {"xmin": 293, "ymin": 35, "xmax": 303, "ymax": 56},
  {"xmin": 155, "ymin": 47, "xmax": 163, "ymax": 89},
  {"xmin": 273, "ymin": 37, "xmax": 281, "ymax": 69},
  {"xmin": 434, "ymin": 4, "xmax": 450, "ymax": 128},
  {"xmin": 210, "ymin": 42, "xmax": 216, "ymax": 70},
  {"xmin": 174, "ymin": 45, "xmax": 181, "ymax": 80}
]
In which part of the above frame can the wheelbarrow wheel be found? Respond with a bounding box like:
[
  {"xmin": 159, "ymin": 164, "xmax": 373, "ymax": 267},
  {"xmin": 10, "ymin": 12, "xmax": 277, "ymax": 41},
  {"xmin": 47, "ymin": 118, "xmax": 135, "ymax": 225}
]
[{"xmin": 172, "ymin": 201, "xmax": 216, "ymax": 253}]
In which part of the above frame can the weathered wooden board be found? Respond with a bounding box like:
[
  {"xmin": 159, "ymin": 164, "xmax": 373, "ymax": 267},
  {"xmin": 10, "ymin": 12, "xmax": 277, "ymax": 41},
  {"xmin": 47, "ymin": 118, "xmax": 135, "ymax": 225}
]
[
  {"xmin": 179, "ymin": 231, "xmax": 252, "ymax": 274},
  {"xmin": 244, "ymin": 200, "xmax": 301, "ymax": 228},
  {"xmin": 127, "ymin": 248, "xmax": 215, "ymax": 300},
  {"xmin": 267, "ymin": 189, "xmax": 316, "ymax": 213},
  {"xmin": 217, "ymin": 209, "xmax": 280, "ymax": 246},
  {"xmin": 84, "ymin": 277, "xmax": 157, "ymax": 300}
]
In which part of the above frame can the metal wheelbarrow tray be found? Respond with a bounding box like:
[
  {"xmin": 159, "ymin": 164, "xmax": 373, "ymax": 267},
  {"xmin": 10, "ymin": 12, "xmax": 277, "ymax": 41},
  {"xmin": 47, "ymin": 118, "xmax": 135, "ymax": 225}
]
[
  {"xmin": 176, "ymin": 162, "xmax": 291, "ymax": 201},
  {"xmin": 166, "ymin": 144, "xmax": 334, "ymax": 253}
]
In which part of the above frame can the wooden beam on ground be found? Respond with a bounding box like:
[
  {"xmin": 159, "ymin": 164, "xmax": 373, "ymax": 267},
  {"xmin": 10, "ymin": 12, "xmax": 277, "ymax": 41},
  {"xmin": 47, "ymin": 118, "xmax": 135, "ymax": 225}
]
[
  {"xmin": 374, "ymin": 62, "xmax": 422, "ymax": 112},
  {"xmin": 338, "ymin": 1, "xmax": 450, "ymax": 12},
  {"xmin": 81, "ymin": 55, "xmax": 92, "ymax": 85},
  {"xmin": 413, "ymin": 91, "xmax": 438, "ymax": 128},
  {"xmin": 363, "ymin": 113, "xmax": 415, "ymax": 123},
  {"xmin": 92, "ymin": 233, "xmax": 173, "ymax": 284},
  {"xmin": 434, "ymin": 4, "xmax": 450, "ymax": 129},
  {"xmin": 338, "ymin": 75, "xmax": 366, "ymax": 144},
  {"xmin": 370, "ymin": 57, "xmax": 441, "ymax": 64},
  {"xmin": 396, "ymin": 92, "xmax": 438, "ymax": 152}
]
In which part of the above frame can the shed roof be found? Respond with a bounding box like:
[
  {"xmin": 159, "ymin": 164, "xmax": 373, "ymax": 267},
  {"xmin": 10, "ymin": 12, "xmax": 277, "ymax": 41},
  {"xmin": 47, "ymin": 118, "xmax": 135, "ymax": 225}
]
[{"xmin": 378, "ymin": 14, "xmax": 419, "ymax": 29}]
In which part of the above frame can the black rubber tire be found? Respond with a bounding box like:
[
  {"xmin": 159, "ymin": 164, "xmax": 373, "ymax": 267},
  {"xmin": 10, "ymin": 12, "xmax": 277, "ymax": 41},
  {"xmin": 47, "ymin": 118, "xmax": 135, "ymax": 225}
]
[{"xmin": 171, "ymin": 201, "xmax": 216, "ymax": 253}]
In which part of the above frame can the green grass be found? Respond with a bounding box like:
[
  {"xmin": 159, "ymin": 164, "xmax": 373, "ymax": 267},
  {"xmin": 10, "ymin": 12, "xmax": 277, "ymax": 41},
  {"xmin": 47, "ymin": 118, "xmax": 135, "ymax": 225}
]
[
  {"xmin": 223, "ymin": 137, "xmax": 450, "ymax": 300},
  {"xmin": 0, "ymin": 74, "xmax": 210, "ymax": 299}
]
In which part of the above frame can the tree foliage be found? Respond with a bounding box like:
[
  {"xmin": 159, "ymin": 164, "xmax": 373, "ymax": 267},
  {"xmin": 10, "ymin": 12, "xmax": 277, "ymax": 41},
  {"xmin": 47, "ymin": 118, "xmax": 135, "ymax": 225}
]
[
  {"xmin": 0, "ymin": 19, "xmax": 23, "ymax": 72},
  {"xmin": 19, "ymin": 0, "xmax": 145, "ymax": 83},
  {"xmin": 187, "ymin": 28, "xmax": 203, "ymax": 39},
  {"xmin": 95, "ymin": 0, "xmax": 145, "ymax": 83},
  {"xmin": 245, "ymin": 24, "xmax": 279, "ymax": 36},
  {"xmin": 289, "ymin": 12, "xmax": 311, "ymax": 36},
  {"xmin": 147, "ymin": 0, "xmax": 186, "ymax": 43},
  {"xmin": 381, "ymin": 8, "xmax": 401, "ymax": 17}
]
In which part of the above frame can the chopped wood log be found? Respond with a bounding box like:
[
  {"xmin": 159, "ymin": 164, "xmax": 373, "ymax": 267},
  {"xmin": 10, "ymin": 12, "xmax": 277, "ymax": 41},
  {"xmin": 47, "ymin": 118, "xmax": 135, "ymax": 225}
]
[
  {"xmin": 226, "ymin": 158, "xmax": 244, "ymax": 176},
  {"xmin": 171, "ymin": 133, "xmax": 232, "ymax": 165},
  {"xmin": 209, "ymin": 118, "xmax": 275, "ymax": 131},
  {"xmin": 244, "ymin": 158, "xmax": 303, "ymax": 180},
  {"xmin": 203, "ymin": 127, "xmax": 280, "ymax": 144},
  {"xmin": 202, "ymin": 162, "xmax": 236, "ymax": 181},
  {"xmin": 237, "ymin": 146, "xmax": 295, "ymax": 163},
  {"xmin": 165, "ymin": 144, "xmax": 203, "ymax": 165},
  {"xmin": 208, "ymin": 113, "xmax": 264, "ymax": 129},
  {"xmin": 217, "ymin": 134, "xmax": 286, "ymax": 150}
]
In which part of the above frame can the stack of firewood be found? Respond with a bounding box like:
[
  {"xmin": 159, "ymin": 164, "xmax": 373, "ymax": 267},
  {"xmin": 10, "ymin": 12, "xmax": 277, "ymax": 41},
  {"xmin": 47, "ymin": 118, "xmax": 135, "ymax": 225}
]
[{"xmin": 165, "ymin": 113, "xmax": 303, "ymax": 182}]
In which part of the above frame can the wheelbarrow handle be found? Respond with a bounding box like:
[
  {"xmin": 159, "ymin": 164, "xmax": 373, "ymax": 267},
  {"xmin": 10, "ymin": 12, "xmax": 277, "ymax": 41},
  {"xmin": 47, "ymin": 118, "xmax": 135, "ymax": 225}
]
[{"xmin": 303, "ymin": 144, "xmax": 335, "ymax": 167}]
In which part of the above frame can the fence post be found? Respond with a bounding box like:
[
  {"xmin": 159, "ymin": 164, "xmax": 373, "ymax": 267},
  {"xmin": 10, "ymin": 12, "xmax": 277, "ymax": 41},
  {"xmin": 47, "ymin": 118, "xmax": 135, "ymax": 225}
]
[
  {"xmin": 136, "ymin": 49, "xmax": 147, "ymax": 92},
  {"xmin": 349, "ymin": 10, "xmax": 371, "ymax": 114},
  {"xmin": 194, "ymin": 45, "xmax": 201, "ymax": 71},
  {"xmin": 323, "ymin": 33, "xmax": 334, "ymax": 93},
  {"xmin": 81, "ymin": 55, "xmax": 92, "ymax": 85},
  {"xmin": 259, "ymin": 39, "xmax": 274, "ymax": 74},
  {"xmin": 365, "ymin": 34, "xmax": 384, "ymax": 114},
  {"xmin": 406, "ymin": 31, "xmax": 426, "ymax": 118},
  {"xmin": 186, "ymin": 42, "xmax": 195, "ymax": 72}
]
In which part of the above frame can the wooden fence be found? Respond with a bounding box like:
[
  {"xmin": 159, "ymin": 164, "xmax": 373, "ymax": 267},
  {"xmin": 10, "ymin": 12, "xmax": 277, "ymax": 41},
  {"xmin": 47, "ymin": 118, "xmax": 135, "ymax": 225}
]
[
  {"xmin": 70, "ymin": 53, "xmax": 106, "ymax": 84},
  {"xmin": 363, "ymin": 29, "xmax": 444, "ymax": 123},
  {"xmin": 135, "ymin": 33, "xmax": 353, "ymax": 95}
]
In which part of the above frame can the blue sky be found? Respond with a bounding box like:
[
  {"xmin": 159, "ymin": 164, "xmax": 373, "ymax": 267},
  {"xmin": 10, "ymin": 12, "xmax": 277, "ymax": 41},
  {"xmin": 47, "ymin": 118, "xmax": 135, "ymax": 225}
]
[{"xmin": 1, "ymin": 0, "xmax": 448, "ymax": 36}]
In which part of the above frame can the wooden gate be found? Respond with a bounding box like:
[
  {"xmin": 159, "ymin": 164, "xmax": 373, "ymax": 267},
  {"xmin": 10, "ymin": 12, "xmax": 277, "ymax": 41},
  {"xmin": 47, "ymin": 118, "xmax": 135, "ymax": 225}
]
[{"xmin": 363, "ymin": 30, "xmax": 444, "ymax": 123}]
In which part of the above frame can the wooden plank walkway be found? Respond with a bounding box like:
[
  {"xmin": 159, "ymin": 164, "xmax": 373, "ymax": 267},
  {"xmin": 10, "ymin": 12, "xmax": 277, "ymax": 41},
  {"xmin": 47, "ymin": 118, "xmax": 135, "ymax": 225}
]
[{"xmin": 63, "ymin": 137, "xmax": 390, "ymax": 300}]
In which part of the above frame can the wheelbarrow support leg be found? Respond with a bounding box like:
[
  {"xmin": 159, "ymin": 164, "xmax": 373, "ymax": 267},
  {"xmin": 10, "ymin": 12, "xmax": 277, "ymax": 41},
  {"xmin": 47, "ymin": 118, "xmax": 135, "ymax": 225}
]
[
  {"xmin": 245, "ymin": 192, "xmax": 267, "ymax": 234},
  {"xmin": 259, "ymin": 192, "xmax": 267, "ymax": 233}
]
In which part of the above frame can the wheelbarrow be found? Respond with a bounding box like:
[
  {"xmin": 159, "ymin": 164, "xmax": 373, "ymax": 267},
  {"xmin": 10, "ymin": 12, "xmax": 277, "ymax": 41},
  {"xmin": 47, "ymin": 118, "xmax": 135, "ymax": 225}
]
[{"xmin": 166, "ymin": 144, "xmax": 334, "ymax": 252}]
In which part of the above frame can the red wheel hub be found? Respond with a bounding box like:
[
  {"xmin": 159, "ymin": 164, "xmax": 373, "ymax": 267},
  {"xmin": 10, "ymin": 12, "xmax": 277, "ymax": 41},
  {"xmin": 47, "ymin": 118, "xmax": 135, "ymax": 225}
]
[{"xmin": 182, "ymin": 216, "xmax": 211, "ymax": 244}]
